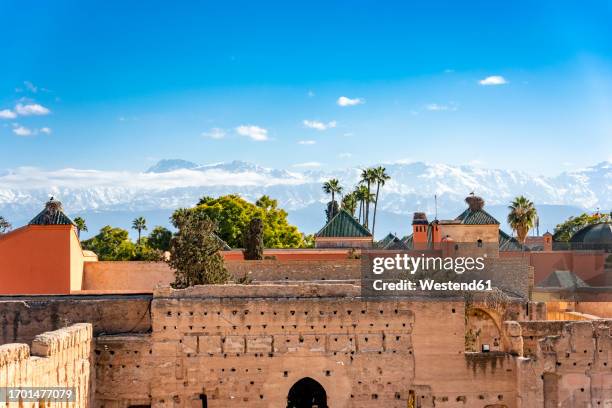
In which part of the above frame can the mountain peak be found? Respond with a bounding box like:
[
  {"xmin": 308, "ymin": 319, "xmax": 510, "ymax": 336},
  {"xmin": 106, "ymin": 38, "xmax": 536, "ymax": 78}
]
[{"xmin": 146, "ymin": 159, "xmax": 199, "ymax": 173}]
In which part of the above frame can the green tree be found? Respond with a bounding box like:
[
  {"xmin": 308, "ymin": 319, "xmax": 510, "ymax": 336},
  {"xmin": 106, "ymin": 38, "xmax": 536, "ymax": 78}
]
[
  {"xmin": 360, "ymin": 168, "xmax": 377, "ymax": 228},
  {"xmin": 553, "ymin": 212, "xmax": 611, "ymax": 242},
  {"xmin": 148, "ymin": 226, "xmax": 173, "ymax": 251},
  {"xmin": 168, "ymin": 210, "xmax": 230, "ymax": 287},
  {"xmin": 132, "ymin": 217, "xmax": 147, "ymax": 245},
  {"xmin": 507, "ymin": 196, "xmax": 538, "ymax": 244},
  {"xmin": 81, "ymin": 226, "xmax": 136, "ymax": 260},
  {"xmin": 371, "ymin": 166, "xmax": 390, "ymax": 236},
  {"xmin": 0, "ymin": 216, "xmax": 11, "ymax": 233},
  {"xmin": 178, "ymin": 194, "xmax": 305, "ymax": 248},
  {"xmin": 73, "ymin": 217, "xmax": 87, "ymax": 239},
  {"xmin": 325, "ymin": 200, "xmax": 340, "ymax": 222},
  {"xmin": 322, "ymin": 179, "xmax": 343, "ymax": 220},
  {"xmin": 243, "ymin": 217, "xmax": 264, "ymax": 260},
  {"xmin": 341, "ymin": 192, "xmax": 357, "ymax": 216},
  {"xmin": 301, "ymin": 233, "xmax": 315, "ymax": 248}
]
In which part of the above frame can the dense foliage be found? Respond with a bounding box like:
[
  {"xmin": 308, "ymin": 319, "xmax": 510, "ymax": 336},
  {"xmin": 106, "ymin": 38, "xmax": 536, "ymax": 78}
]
[
  {"xmin": 182, "ymin": 194, "xmax": 305, "ymax": 248},
  {"xmin": 168, "ymin": 210, "xmax": 230, "ymax": 287},
  {"xmin": 81, "ymin": 224, "xmax": 162, "ymax": 261},
  {"xmin": 148, "ymin": 226, "xmax": 172, "ymax": 251},
  {"xmin": 553, "ymin": 212, "xmax": 611, "ymax": 242}
]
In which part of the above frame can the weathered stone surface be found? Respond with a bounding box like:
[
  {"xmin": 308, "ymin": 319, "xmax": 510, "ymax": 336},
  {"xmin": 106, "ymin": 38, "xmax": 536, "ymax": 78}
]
[{"xmin": 0, "ymin": 323, "xmax": 93, "ymax": 407}]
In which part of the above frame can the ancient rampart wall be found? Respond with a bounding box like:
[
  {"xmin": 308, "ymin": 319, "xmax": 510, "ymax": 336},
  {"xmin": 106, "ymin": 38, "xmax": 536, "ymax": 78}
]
[
  {"xmin": 516, "ymin": 320, "xmax": 611, "ymax": 407},
  {"xmin": 0, "ymin": 295, "xmax": 151, "ymax": 345},
  {"xmin": 94, "ymin": 284, "xmax": 523, "ymax": 408},
  {"xmin": 0, "ymin": 323, "xmax": 94, "ymax": 407}
]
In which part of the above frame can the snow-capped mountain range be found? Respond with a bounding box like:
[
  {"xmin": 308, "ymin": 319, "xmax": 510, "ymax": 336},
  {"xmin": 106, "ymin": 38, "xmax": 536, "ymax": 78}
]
[{"xmin": 0, "ymin": 159, "xmax": 609, "ymax": 239}]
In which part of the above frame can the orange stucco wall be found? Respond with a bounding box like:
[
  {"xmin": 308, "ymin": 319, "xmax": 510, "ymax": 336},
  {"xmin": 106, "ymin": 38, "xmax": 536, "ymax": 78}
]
[
  {"xmin": 0, "ymin": 225, "xmax": 86, "ymax": 295},
  {"xmin": 501, "ymin": 250, "xmax": 608, "ymax": 285}
]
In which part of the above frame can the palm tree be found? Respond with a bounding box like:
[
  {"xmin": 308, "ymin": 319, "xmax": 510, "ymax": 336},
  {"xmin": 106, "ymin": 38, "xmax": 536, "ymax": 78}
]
[
  {"xmin": 371, "ymin": 166, "xmax": 390, "ymax": 236},
  {"xmin": 0, "ymin": 216, "xmax": 11, "ymax": 233},
  {"xmin": 354, "ymin": 185, "xmax": 374, "ymax": 228},
  {"xmin": 360, "ymin": 168, "xmax": 377, "ymax": 228},
  {"xmin": 132, "ymin": 216, "xmax": 148, "ymax": 245},
  {"xmin": 507, "ymin": 196, "xmax": 538, "ymax": 244},
  {"xmin": 341, "ymin": 192, "xmax": 357, "ymax": 216},
  {"xmin": 322, "ymin": 179, "xmax": 343, "ymax": 219},
  {"xmin": 73, "ymin": 217, "xmax": 88, "ymax": 239}
]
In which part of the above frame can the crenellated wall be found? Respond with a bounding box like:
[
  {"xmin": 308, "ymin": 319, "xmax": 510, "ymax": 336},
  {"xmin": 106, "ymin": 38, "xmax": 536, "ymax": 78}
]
[{"xmin": 0, "ymin": 323, "xmax": 94, "ymax": 407}]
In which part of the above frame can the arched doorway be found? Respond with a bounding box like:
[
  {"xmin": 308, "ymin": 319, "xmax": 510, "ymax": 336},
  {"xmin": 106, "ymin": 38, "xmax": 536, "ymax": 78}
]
[{"xmin": 287, "ymin": 377, "xmax": 328, "ymax": 408}]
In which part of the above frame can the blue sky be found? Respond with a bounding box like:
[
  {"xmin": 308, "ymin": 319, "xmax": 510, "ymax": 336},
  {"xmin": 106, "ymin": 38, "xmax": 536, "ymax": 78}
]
[{"xmin": 1, "ymin": 0, "xmax": 611, "ymax": 175}]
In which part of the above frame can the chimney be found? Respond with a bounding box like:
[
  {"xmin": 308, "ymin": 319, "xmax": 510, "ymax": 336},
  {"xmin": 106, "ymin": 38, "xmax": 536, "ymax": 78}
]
[
  {"xmin": 412, "ymin": 212, "xmax": 429, "ymax": 249},
  {"xmin": 543, "ymin": 231, "xmax": 553, "ymax": 251}
]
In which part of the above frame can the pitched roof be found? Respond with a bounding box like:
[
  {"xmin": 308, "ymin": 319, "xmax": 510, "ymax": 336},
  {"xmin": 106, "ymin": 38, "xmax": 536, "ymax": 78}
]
[
  {"xmin": 538, "ymin": 270, "xmax": 589, "ymax": 289},
  {"xmin": 454, "ymin": 208, "xmax": 500, "ymax": 225},
  {"xmin": 315, "ymin": 209, "xmax": 372, "ymax": 238},
  {"xmin": 499, "ymin": 230, "xmax": 524, "ymax": 251},
  {"xmin": 377, "ymin": 233, "xmax": 410, "ymax": 250},
  {"xmin": 28, "ymin": 199, "xmax": 76, "ymax": 226}
]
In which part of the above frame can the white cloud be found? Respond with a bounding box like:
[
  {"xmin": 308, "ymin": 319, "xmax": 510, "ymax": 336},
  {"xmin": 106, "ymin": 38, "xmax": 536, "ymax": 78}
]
[
  {"xmin": 425, "ymin": 103, "xmax": 457, "ymax": 112},
  {"xmin": 236, "ymin": 125, "xmax": 269, "ymax": 141},
  {"xmin": 338, "ymin": 152, "xmax": 352, "ymax": 159},
  {"xmin": 0, "ymin": 166, "xmax": 310, "ymax": 191},
  {"xmin": 337, "ymin": 96, "xmax": 364, "ymax": 107},
  {"xmin": 15, "ymin": 103, "xmax": 50, "ymax": 116},
  {"xmin": 40, "ymin": 127, "xmax": 52, "ymax": 135},
  {"xmin": 298, "ymin": 140, "xmax": 316, "ymax": 145},
  {"xmin": 479, "ymin": 75, "xmax": 508, "ymax": 86},
  {"xmin": 13, "ymin": 125, "xmax": 33, "ymax": 136},
  {"xmin": 292, "ymin": 162, "xmax": 322, "ymax": 168},
  {"xmin": 0, "ymin": 109, "xmax": 17, "ymax": 119},
  {"xmin": 24, "ymin": 81, "xmax": 38, "ymax": 93},
  {"xmin": 303, "ymin": 120, "xmax": 337, "ymax": 131},
  {"xmin": 202, "ymin": 128, "xmax": 226, "ymax": 139}
]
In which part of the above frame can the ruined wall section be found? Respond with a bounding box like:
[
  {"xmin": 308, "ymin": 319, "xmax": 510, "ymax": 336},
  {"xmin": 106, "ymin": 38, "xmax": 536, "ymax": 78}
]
[
  {"xmin": 0, "ymin": 323, "xmax": 94, "ymax": 407},
  {"xmin": 0, "ymin": 295, "xmax": 152, "ymax": 345},
  {"xmin": 516, "ymin": 320, "xmax": 611, "ymax": 407}
]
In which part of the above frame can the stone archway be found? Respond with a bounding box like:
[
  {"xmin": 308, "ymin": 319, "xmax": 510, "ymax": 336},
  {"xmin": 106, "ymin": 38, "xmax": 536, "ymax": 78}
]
[{"xmin": 287, "ymin": 377, "xmax": 328, "ymax": 408}]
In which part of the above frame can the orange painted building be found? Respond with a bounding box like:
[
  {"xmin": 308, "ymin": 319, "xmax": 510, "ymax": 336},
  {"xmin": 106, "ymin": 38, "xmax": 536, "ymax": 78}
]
[{"xmin": 0, "ymin": 200, "xmax": 96, "ymax": 295}]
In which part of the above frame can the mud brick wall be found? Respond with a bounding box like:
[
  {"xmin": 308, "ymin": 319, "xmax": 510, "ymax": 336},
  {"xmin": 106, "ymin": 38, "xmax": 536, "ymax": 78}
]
[
  {"xmin": 516, "ymin": 320, "xmax": 611, "ymax": 407},
  {"xmin": 93, "ymin": 284, "xmax": 526, "ymax": 408},
  {"xmin": 0, "ymin": 323, "xmax": 94, "ymax": 407},
  {"xmin": 0, "ymin": 295, "xmax": 152, "ymax": 345},
  {"xmin": 94, "ymin": 334, "xmax": 154, "ymax": 407}
]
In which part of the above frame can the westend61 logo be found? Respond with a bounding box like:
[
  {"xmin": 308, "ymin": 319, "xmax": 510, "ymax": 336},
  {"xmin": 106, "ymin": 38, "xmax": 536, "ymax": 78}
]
[{"xmin": 361, "ymin": 252, "xmax": 498, "ymax": 297}]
